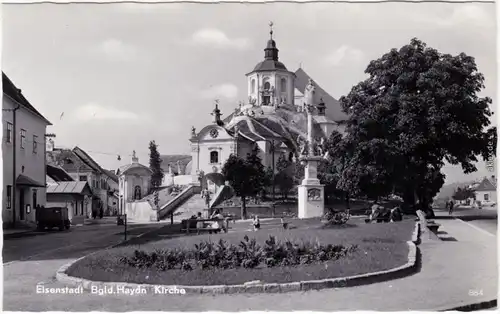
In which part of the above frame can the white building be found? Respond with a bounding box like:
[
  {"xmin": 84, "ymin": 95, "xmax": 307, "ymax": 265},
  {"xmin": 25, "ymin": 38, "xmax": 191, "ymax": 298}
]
[{"xmin": 2, "ymin": 72, "xmax": 52, "ymax": 228}]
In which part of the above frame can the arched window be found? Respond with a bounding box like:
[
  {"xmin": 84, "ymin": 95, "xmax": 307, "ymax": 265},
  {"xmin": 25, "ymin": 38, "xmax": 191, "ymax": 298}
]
[
  {"xmin": 288, "ymin": 152, "xmax": 294, "ymax": 162},
  {"xmin": 210, "ymin": 151, "xmax": 219, "ymax": 164},
  {"xmin": 280, "ymin": 78, "xmax": 287, "ymax": 92},
  {"xmin": 264, "ymin": 81, "xmax": 271, "ymax": 90},
  {"xmin": 134, "ymin": 185, "xmax": 142, "ymax": 200},
  {"xmin": 251, "ymin": 79, "xmax": 256, "ymax": 93}
]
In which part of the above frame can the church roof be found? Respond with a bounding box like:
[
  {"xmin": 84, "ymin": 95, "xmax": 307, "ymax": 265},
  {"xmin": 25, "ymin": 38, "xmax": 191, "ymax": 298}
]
[
  {"xmin": 252, "ymin": 59, "xmax": 288, "ymax": 72},
  {"xmin": 117, "ymin": 162, "xmax": 152, "ymax": 176},
  {"xmin": 226, "ymin": 115, "xmax": 284, "ymax": 141},
  {"xmin": 294, "ymin": 68, "xmax": 349, "ymax": 123}
]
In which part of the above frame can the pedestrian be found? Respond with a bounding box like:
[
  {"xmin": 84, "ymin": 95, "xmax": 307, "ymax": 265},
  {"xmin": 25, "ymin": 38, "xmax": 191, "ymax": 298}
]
[
  {"xmin": 99, "ymin": 207, "xmax": 103, "ymax": 219},
  {"xmin": 252, "ymin": 215, "xmax": 261, "ymax": 231},
  {"xmin": 449, "ymin": 200, "xmax": 455, "ymax": 215},
  {"xmin": 281, "ymin": 216, "xmax": 288, "ymax": 230},
  {"xmin": 196, "ymin": 212, "xmax": 204, "ymax": 234}
]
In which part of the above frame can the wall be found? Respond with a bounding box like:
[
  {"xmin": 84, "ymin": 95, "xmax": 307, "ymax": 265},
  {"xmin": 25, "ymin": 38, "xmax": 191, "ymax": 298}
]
[
  {"xmin": 2, "ymin": 97, "xmax": 48, "ymax": 225},
  {"xmin": 125, "ymin": 201, "xmax": 158, "ymax": 222},
  {"xmin": 475, "ymin": 190, "xmax": 497, "ymax": 205}
]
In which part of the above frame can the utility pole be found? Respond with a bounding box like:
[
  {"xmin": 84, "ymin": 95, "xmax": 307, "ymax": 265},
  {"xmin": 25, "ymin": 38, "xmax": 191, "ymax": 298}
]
[{"xmin": 3, "ymin": 105, "xmax": 21, "ymax": 227}]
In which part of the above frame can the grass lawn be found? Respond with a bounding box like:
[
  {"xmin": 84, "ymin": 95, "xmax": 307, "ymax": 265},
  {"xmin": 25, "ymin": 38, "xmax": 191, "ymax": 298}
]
[{"xmin": 67, "ymin": 218, "xmax": 415, "ymax": 286}]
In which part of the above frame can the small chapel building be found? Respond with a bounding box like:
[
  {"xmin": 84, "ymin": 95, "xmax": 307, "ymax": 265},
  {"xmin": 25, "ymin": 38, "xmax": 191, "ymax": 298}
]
[{"xmin": 116, "ymin": 151, "xmax": 152, "ymax": 214}]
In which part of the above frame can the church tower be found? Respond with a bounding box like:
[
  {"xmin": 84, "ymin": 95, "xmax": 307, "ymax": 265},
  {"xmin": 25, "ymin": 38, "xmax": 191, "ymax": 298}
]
[{"xmin": 246, "ymin": 22, "xmax": 296, "ymax": 108}]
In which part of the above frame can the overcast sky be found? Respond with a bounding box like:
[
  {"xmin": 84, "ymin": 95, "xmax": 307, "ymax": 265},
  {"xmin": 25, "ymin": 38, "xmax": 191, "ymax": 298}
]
[{"xmin": 2, "ymin": 2, "xmax": 497, "ymax": 183}]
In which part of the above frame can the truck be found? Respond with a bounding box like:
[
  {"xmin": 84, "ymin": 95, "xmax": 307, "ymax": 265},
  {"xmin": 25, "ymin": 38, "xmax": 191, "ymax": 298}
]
[{"xmin": 36, "ymin": 206, "xmax": 71, "ymax": 231}]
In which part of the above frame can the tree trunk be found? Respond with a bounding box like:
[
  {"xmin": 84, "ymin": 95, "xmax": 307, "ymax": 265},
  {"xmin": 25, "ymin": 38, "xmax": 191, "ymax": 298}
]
[{"xmin": 241, "ymin": 196, "xmax": 247, "ymax": 220}]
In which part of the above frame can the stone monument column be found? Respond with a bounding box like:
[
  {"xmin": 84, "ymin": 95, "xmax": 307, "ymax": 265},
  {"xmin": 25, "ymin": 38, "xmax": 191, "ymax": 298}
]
[{"xmin": 298, "ymin": 80, "xmax": 325, "ymax": 219}]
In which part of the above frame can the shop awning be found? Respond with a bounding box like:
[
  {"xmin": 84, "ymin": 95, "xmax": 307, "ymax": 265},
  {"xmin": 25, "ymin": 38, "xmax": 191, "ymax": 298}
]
[{"xmin": 16, "ymin": 174, "xmax": 45, "ymax": 187}]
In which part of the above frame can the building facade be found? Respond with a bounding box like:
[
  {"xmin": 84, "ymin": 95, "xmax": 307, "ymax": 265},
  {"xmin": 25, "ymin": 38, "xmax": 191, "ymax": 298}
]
[
  {"xmin": 2, "ymin": 72, "xmax": 52, "ymax": 227},
  {"xmin": 117, "ymin": 152, "xmax": 153, "ymax": 214},
  {"xmin": 46, "ymin": 141, "xmax": 119, "ymax": 216}
]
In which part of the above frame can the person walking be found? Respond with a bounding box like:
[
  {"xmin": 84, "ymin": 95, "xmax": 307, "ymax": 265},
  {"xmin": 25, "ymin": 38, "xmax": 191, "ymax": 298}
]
[{"xmin": 448, "ymin": 200, "xmax": 455, "ymax": 215}]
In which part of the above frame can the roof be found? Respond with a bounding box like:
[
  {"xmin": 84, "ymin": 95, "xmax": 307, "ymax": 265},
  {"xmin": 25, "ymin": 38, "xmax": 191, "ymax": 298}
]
[
  {"xmin": 252, "ymin": 59, "xmax": 288, "ymax": 72},
  {"xmin": 73, "ymin": 147, "xmax": 118, "ymax": 182},
  {"xmin": 117, "ymin": 162, "xmax": 153, "ymax": 176},
  {"xmin": 475, "ymin": 177, "xmax": 497, "ymax": 192},
  {"xmin": 16, "ymin": 174, "xmax": 45, "ymax": 187},
  {"xmin": 102, "ymin": 169, "xmax": 118, "ymax": 183},
  {"xmin": 226, "ymin": 116, "xmax": 284, "ymax": 142},
  {"xmin": 2, "ymin": 72, "xmax": 52, "ymax": 125},
  {"xmin": 46, "ymin": 181, "xmax": 92, "ymax": 195},
  {"xmin": 46, "ymin": 165, "xmax": 74, "ymax": 182},
  {"xmin": 294, "ymin": 68, "xmax": 349, "ymax": 122}
]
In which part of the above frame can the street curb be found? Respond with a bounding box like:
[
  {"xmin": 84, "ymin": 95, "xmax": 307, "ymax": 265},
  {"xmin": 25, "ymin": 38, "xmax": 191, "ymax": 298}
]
[
  {"xmin": 438, "ymin": 299, "xmax": 497, "ymax": 311},
  {"xmin": 56, "ymin": 222, "xmax": 421, "ymax": 295}
]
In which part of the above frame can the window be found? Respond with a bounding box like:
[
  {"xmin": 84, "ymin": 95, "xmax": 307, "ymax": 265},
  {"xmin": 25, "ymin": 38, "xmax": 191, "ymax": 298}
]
[
  {"xmin": 263, "ymin": 96, "xmax": 270, "ymax": 105},
  {"xmin": 6, "ymin": 123, "xmax": 13, "ymax": 143},
  {"xmin": 251, "ymin": 79, "xmax": 256, "ymax": 93},
  {"xmin": 33, "ymin": 135, "xmax": 38, "ymax": 154},
  {"xmin": 210, "ymin": 151, "xmax": 219, "ymax": 164},
  {"xmin": 6, "ymin": 185, "xmax": 12, "ymax": 209},
  {"xmin": 74, "ymin": 201, "xmax": 78, "ymax": 216},
  {"xmin": 280, "ymin": 78, "xmax": 287, "ymax": 92},
  {"xmin": 134, "ymin": 185, "xmax": 142, "ymax": 200},
  {"xmin": 484, "ymin": 193, "xmax": 489, "ymax": 201},
  {"xmin": 32, "ymin": 189, "xmax": 37, "ymax": 209},
  {"xmin": 20, "ymin": 129, "xmax": 26, "ymax": 149},
  {"xmin": 264, "ymin": 82, "xmax": 271, "ymax": 90},
  {"xmin": 79, "ymin": 175, "xmax": 88, "ymax": 182}
]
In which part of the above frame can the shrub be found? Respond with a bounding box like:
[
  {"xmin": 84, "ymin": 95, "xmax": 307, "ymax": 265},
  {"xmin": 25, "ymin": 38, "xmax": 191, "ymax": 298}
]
[{"xmin": 324, "ymin": 208, "xmax": 350, "ymax": 225}]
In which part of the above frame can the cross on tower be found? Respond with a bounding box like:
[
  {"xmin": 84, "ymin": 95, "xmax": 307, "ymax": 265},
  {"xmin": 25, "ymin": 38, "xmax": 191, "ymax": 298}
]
[{"xmin": 269, "ymin": 21, "xmax": 274, "ymax": 39}]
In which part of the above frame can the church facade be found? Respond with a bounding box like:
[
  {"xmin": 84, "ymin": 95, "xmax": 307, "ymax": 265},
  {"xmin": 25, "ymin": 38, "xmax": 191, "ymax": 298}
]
[{"xmin": 188, "ymin": 26, "xmax": 348, "ymax": 190}]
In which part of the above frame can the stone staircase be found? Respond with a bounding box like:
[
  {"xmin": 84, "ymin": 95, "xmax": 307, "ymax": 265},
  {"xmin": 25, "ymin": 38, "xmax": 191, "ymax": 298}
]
[{"xmin": 163, "ymin": 193, "xmax": 208, "ymax": 222}]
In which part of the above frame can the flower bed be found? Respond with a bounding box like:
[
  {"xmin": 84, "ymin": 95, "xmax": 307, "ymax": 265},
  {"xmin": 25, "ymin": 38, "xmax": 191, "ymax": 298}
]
[
  {"xmin": 119, "ymin": 235, "xmax": 357, "ymax": 271},
  {"xmin": 66, "ymin": 219, "xmax": 414, "ymax": 286}
]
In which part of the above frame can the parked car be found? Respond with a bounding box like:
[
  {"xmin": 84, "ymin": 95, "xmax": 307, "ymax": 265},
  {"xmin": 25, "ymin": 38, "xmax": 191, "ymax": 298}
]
[{"xmin": 36, "ymin": 206, "xmax": 71, "ymax": 231}]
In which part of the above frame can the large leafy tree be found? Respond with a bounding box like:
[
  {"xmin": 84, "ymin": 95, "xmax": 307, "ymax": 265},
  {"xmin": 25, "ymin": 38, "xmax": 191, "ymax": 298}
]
[
  {"xmin": 274, "ymin": 153, "xmax": 294, "ymax": 199},
  {"xmin": 339, "ymin": 38, "xmax": 496, "ymax": 216},
  {"xmin": 317, "ymin": 130, "xmax": 346, "ymax": 204},
  {"xmin": 148, "ymin": 140, "xmax": 164, "ymax": 191},
  {"xmin": 222, "ymin": 146, "xmax": 267, "ymax": 219}
]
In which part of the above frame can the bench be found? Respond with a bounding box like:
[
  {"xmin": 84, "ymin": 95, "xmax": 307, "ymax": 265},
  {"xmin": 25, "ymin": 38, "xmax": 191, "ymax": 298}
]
[{"xmin": 180, "ymin": 219, "xmax": 227, "ymax": 234}]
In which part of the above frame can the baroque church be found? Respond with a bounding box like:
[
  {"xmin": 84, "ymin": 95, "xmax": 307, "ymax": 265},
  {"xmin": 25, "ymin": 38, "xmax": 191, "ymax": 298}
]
[{"xmin": 185, "ymin": 25, "xmax": 349, "ymax": 192}]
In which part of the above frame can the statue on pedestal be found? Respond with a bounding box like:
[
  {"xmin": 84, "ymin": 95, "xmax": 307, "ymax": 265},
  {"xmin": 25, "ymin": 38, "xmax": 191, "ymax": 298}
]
[{"xmin": 191, "ymin": 126, "xmax": 196, "ymax": 138}]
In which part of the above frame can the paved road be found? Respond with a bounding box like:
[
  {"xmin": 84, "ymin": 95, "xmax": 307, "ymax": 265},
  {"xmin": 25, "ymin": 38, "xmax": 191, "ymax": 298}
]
[{"xmin": 435, "ymin": 206, "xmax": 497, "ymax": 236}]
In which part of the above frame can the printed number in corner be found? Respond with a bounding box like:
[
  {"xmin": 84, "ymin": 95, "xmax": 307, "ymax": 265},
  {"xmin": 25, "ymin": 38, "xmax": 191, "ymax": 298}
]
[{"xmin": 468, "ymin": 289, "xmax": 484, "ymax": 297}]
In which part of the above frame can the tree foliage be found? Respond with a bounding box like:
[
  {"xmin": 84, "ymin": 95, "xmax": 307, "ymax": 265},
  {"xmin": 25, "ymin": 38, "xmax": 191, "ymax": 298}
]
[
  {"xmin": 338, "ymin": 38, "xmax": 496, "ymax": 214},
  {"xmin": 148, "ymin": 140, "xmax": 164, "ymax": 190},
  {"xmin": 221, "ymin": 145, "xmax": 267, "ymax": 219},
  {"xmin": 452, "ymin": 186, "xmax": 475, "ymax": 201}
]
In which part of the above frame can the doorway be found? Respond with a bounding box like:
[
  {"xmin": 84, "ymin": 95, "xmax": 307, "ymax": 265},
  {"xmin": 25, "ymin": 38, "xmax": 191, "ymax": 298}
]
[{"xmin": 19, "ymin": 189, "xmax": 25, "ymax": 221}]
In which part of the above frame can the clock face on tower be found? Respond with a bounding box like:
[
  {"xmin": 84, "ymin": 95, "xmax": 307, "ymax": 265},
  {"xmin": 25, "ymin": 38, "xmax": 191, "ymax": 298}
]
[{"xmin": 210, "ymin": 128, "xmax": 219, "ymax": 138}]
